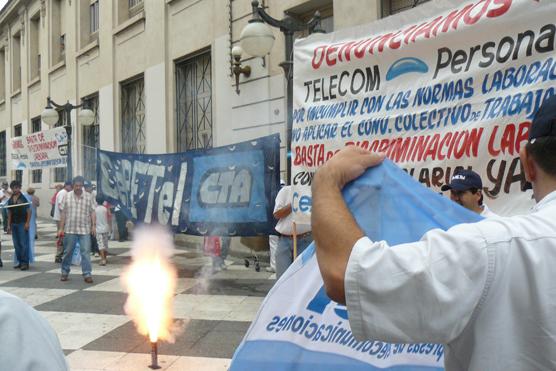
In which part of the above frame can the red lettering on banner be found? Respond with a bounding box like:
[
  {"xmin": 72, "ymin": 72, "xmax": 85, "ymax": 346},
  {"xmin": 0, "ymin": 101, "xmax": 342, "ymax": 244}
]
[
  {"xmin": 453, "ymin": 131, "xmax": 469, "ymax": 159},
  {"xmin": 487, "ymin": 0, "xmax": 512, "ymax": 18},
  {"xmin": 26, "ymin": 135, "xmax": 37, "ymax": 144},
  {"xmin": 488, "ymin": 121, "xmax": 531, "ymax": 156},
  {"xmin": 464, "ymin": 0, "xmax": 490, "ymax": 25},
  {"xmin": 338, "ymin": 41, "xmax": 356, "ymax": 63},
  {"xmin": 466, "ymin": 127, "xmax": 483, "ymax": 157},
  {"xmin": 294, "ymin": 144, "xmax": 326, "ymax": 167},
  {"xmin": 312, "ymin": 46, "xmax": 326, "ymax": 69},
  {"xmin": 437, "ymin": 132, "xmax": 452, "ymax": 160},
  {"xmin": 488, "ymin": 125, "xmax": 501, "ymax": 156},
  {"xmin": 34, "ymin": 152, "xmax": 48, "ymax": 161},
  {"xmin": 411, "ymin": 17, "xmax": 442, "ymax": 41},
  {"xmin": 500, "ymin": 124, "xmax": 516, "ymax": 155},
  {"xmin": 354, "ymin": 128, "xmax": 484, "ymax": 163},
  {"xmin": 310, "ymin": 0, "xmax": 513, "ymax": 69},
  {"xmin": 325, "ymin": 44, "xmax": 340, "ymax": 66},
  {"xmin": 423, "ymin": 134, "xmax": 440, "ymax": 161}
]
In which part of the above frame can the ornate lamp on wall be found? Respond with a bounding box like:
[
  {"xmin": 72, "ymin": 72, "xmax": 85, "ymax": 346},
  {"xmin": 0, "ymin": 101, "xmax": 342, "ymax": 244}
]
[
  {"xmin": 41, "ymin": 97, "xmax": 95, "ymax": 179},
  {"xmin": 239, "ymin": 0, "xmax": 323, "ymax": 183},
  {"xmin": 231, "ymin": 45, "xmax": 251, "ymax": 95}
]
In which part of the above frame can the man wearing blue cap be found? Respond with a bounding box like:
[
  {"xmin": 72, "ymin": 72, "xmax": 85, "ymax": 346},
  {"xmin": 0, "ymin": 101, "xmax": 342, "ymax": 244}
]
[
  {"xmin": 311, "ymin": 94, "xmax": 556, "ymax": 370},
  {"xmin": 441, "ymin": 169, "xmax": 498, "ymax": 218}
]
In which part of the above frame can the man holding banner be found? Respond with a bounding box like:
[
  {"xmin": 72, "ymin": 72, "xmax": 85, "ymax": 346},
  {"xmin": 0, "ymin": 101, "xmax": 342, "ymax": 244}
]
[{"xmin": 311, "ymin": 96, "xmax": 556, "ymax": 370}]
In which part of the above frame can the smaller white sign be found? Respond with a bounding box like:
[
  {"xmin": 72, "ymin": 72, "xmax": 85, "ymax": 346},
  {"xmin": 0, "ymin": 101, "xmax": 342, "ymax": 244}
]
[{"xmin": 10, "ymin": 126, "xmax": 68, "ymax": 170}]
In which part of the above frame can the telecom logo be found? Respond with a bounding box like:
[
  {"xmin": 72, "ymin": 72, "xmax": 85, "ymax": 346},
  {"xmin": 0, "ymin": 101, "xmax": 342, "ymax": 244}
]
[
  {"xmin": 306, "ymin": 285, "xmax": 348, "ymax": 320},
  {"xmin": 386, "ymin": 57, "xmax": 429, "ymax": 81}
]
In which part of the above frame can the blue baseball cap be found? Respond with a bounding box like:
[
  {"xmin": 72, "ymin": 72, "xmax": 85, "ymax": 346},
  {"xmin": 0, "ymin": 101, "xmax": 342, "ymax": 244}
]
[
  {"xmin": 84, "ymin": 180, "xmax": 92, "ymax": 188},
  {"xmin": 441, "ymin": 169, "xmax": 482, "ymax": 192},
  {"xmin": 529, "ymin": 95, "xmax": 556, "ymax": 142}
]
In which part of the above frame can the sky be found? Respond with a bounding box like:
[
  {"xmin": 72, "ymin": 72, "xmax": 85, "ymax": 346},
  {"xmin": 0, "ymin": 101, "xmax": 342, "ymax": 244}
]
[{"xmin": 0, "ymin": 0, "xmax": 7, "ymax": 12}]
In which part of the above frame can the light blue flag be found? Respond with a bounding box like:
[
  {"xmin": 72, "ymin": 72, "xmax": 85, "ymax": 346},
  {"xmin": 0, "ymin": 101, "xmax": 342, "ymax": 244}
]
[{"xmin": 230, "ymin": 159, "xmax": 482, "ymax": 370}]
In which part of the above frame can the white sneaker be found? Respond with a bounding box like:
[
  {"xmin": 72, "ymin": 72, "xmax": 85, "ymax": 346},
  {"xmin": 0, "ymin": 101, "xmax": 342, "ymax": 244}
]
[{"xmin": 265, "ymin": 266, "xmax": 275, "ymax": 273}]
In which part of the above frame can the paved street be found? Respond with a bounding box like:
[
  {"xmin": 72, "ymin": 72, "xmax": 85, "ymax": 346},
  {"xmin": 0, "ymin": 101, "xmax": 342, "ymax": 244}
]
[{"xmin": 0, "ymin": 219, "xmax": 275, "ymax": 370}]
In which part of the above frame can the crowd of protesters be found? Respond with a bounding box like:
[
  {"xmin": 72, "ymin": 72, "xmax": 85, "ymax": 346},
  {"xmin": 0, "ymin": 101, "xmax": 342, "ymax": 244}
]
[{"xmin": 0, "ymin": 176, "xmax": 116, "ymax": 278}]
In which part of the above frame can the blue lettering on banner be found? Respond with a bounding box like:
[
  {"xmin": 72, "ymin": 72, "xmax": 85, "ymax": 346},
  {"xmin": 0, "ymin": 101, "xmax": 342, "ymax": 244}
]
[
  {"xmin": 263, "ymin": 312, "xmax": 443, "ymax": 362},
  {"xmin": 293, "ymin": 192, "xmax": 312, "ymax": 213},
  {"xmin": 97, "ymin": 134, "xmax": 280, "ymax": 236}
]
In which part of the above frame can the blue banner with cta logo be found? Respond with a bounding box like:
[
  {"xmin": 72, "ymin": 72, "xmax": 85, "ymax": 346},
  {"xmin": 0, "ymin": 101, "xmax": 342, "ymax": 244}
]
[
  {"xmin": 230, "ymin": 159, "xmax": 482, "ymax": 370},
  {"xmin": 96, "ymin": 134, "xmax": 280, "ymax": 236}
]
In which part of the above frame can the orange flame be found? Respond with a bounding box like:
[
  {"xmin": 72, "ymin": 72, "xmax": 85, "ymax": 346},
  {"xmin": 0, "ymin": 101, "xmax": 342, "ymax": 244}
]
[{"xmin": 122, "ymin": 226, "xmax": 177, "ymax": 343}]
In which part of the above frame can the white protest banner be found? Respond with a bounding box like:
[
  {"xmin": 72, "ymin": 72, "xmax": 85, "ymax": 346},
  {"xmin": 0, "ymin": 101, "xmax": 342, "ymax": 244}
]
[
  {"xmin": 231, "ymin": 160, "xmax": 483, "ymax": 370},
  {"xmin": 292, "ymin": 0, "xmax": 555, "ymax": 223},
  {"xmin": 10, "ymin": 127, "xmax": 68, "ymax": 170}
]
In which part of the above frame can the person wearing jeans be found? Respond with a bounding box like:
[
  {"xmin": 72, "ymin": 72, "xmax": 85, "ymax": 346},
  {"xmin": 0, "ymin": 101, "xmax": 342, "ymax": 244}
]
[
  {"xmin": 60, "ymin": 234, "xmax": 92, "ymax": 278},
  {"xmin": 211, "ymin": 236, "xmax": 230, "ymax": 272},
  {"xmin": 58, "ymin": 176, "xmax": 96, "ymax": 283},
  {"xmin": 7, "ymin": 180, "xmax": 31, "ymax": 271}
]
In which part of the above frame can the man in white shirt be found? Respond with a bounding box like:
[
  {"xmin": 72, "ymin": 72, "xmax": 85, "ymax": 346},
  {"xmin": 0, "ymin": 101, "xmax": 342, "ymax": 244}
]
[
  {"xmin": 53, "ymin": 181, "xmax": 72, "ymax": 263},
  {"xmin": 311, "ymin": 95, "xmax": 556, "ymax": 370},
  {"xmin": 267, "ymin": 179, "xmax": 286, "ymax": 273},
  {"xmin": 273, "ymin": 184, "xmax": 312, "ymax": 279},
  {"xmin": 441, "ymin": 169, "xmax": 499, "ymax": 218}
]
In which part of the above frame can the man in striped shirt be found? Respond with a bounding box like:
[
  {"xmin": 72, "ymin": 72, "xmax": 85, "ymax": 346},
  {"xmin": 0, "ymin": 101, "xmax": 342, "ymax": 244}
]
[{"xmin": 58, "ymin": 176, "xmax": 96, "ymax": 283}]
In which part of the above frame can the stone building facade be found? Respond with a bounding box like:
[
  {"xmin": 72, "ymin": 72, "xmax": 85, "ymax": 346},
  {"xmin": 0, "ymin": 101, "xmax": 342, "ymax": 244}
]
[{"xmin": 0, "ymin": 0, "xmax": 426, "ymax": 217}]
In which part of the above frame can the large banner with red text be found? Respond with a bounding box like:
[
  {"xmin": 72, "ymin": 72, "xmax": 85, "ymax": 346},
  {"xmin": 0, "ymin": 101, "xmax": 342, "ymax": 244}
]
[{"xmin": 292, "ymin": 0, "xmax": 555, "ymax": 222}]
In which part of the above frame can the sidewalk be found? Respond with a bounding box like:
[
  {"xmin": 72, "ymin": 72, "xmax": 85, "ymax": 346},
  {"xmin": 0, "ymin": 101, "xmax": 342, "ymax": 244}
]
[{"xmin": 0, "ymin": 219, "xmax": 275, "ymax": 370}]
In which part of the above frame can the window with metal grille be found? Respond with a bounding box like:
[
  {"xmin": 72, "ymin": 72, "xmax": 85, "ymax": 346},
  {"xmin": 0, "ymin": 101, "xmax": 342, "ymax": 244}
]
[
  {"xmin": 82, "ymin": 95, "xmax": 99, "ymax": 181},
  {"xmin": 0, "ymin": 131, "xmax": 6, "ymax": 177},
  {"xmin": 0, "ymin": 49, "xmax": 5, "ymax": 101},
  {"xmin": 13, "ymin": 124, "xmax": 23, "ymax": 183},
  {"xmin": 128, "ymin": 0, "xmax": 143, "ymax": 16},
  {"xmin": 121, "ymin": 77, "xmax": 146, "ymax": 153},
  {"xmin": 31, "ymin": 117, "xmax": 42, "ymax": 184},
  {"xmin": 292, "ymin": 3, "xmax": 334, "ymax": 40},
  {"xmin": 90, "ymin": 0, "xmax": 99, "ymax": 34},
  {"xmin": 53, "ymin": 110, "xmax": 67, "ymax": 183},
  {"xmin": 29, "ymin": 13, "xmax": 40, "ymax": 80},
  {"xmin": 12, "ymin": 33, "xmax": 21, "ymax": 92},
  {"xmin": 175, "ymin": 51, "xmax": 212, "ymax": 151},
  {"xmin": 60, "ymin": 34, "xmax": 66, "ymax": 57},
  {"xmin": 382, "ymin": 0, "xmax": 430, "ymax": 16}
]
